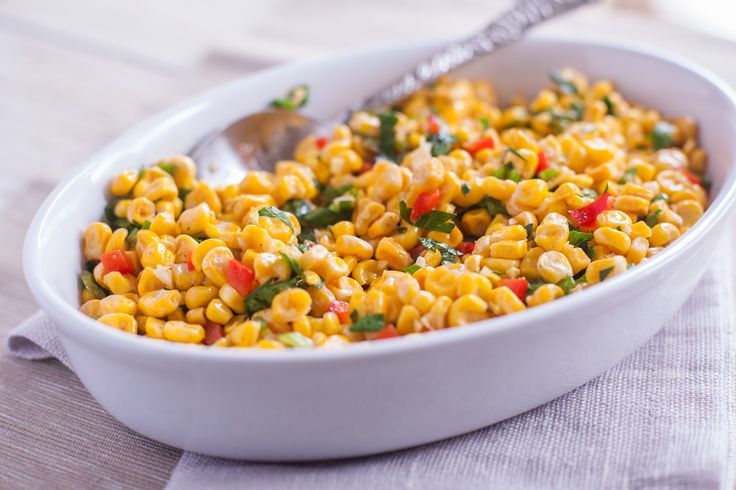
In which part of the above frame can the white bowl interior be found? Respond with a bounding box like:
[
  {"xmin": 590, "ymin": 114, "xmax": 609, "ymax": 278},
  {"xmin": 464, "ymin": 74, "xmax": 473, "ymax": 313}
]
[{"xmin": 27, "ymin": 38, "xmax": 736, "ymax": 335}]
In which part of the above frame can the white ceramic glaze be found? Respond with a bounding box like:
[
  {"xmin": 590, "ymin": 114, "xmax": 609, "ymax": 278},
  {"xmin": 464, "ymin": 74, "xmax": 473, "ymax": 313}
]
[{"xmin": 24, "ymin": 38, "xmax": 736, "ymax": 461}]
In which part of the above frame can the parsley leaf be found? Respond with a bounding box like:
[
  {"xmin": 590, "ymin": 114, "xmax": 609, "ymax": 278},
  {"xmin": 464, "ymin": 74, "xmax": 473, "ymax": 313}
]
[
  {"xmin": 158, "ymin": 162, "xmax": 176, "ymax": 175},
  {"xmin": 461, "ymin": 183, "xmax": 471, "ymax": 195},
  {"xmin": 645, "ymin": 209, "xmax": 663, "ymax": 228},
  {"xmin": 558, "ymin": 276, "xmax": 575, "ymax": 295},
  {"xmin": 403, "ymin": 264, "xmax": 422, "ymax": 274},
  {"xmin": 599, "ymin": 267, "xmax": 614, "ymax": 281},
  {"xmin": 427, "ymin": 132, "xmax": 457, "ymax": 157},
  {"xmin": 482, "ymin": 196, "xmax": 507, "ymax": 217},
  {"xmin": 618, "ymin": 168, "xmax": 638, "ymax": 185},
  {"xmin": 525, "ymin": 223, "xmax": 534, "ymax": 238},
  {"xmin": 419, "ymin": 237, "xmax": 460, "ymax": 264},
  {"xmin": 549, "ymin": 71, "xmax": 578, "ymax": 95},
  {"xmin": 480, "ymin": 117, "xmax": 490, "ymax": 130},
  {"xmin": 650, "ymin": 121, "xmax": 676, "ymax": 151},
  {"xmin": 80, "ymin": 270, "xmax": 107, "ymax": 299},
  {"xmin": 318, "ymin": 184, "xmax": 356, "ymax": 207},
  {"xmin": 538, "ymin": 168, "xmax": 559, "ymax": 182},
  {"xmin": 378, "ymin": 111, "xmax": 399, "ymax": 160},
  {"xmin": 270, "ymin": 84, "xmax": 309, "ymax": 110},
  {"xmin": 277, "ymin": 332, "xmax": 313, "ymax": 348},
  {"xmin": 280, "ymin": 253, "xmax": 303, "ymax": 277},
  {"xmin": 349, "ymin": 313, "xmax": 385, "ymax": 332},
  {"xmin": 413, "ymin": 211, "xmax": 456, "ymax": 233},
  {"xmin": 568, "ymin": 230, "xmax": 594, "ymax": 247},
  {"xmin": 603, "ymin": 95, "xmax": 615, "ymax": 116},
  {"xmin": 507, "ymin": 147, "xmax": 527, "ymax": 161},
  {"xmin": 652, "ymin": 193, "xmax": 669, "ymax": 203},
  {"xmin": 245, "ymin": 277, "xmax": 300, "ymax": 314},
  {"xmin": 258, "ymin": 206, "xmax": 295, "ymax": 232}
]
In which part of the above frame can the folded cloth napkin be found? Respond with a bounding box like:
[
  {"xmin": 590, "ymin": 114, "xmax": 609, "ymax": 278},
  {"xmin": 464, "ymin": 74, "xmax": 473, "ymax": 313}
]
[{"xmin": 7, "ymin": 242, "xmax": 736, "ymax": 490}]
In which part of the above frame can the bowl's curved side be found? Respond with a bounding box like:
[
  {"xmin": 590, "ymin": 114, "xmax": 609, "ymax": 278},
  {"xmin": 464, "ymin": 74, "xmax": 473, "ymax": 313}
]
[{"xmin": 25, "ymin": 38, "xmax": 736, "ymax": 459}]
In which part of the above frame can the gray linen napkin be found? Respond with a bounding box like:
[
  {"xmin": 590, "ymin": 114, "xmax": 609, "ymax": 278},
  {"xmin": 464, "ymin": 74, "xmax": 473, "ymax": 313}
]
[{"xmin": 8, "ymin": 243, "xmax": 736, "ymax": 489}]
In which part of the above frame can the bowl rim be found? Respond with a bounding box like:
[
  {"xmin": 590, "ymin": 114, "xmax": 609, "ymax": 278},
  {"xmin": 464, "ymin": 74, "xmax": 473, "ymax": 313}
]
[{"xmin": 23, "ymin": 36, "xmax": 736, "ymax": 364}]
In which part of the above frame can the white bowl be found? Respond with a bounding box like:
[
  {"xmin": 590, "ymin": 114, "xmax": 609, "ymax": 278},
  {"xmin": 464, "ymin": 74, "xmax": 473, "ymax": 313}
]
[{"xmin": 24, "ymin": 38, "xmax": 736, "ymax": 461}]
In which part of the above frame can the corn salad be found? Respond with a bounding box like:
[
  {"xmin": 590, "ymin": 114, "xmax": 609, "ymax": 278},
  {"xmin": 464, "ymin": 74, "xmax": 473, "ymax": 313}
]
[{"xmin": 79, "ymin": 69, "xmax": 709, "ymax": 349}]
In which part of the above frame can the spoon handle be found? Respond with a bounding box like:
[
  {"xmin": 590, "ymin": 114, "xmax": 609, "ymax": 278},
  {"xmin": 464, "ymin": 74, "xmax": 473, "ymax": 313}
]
[{"xmin": 354, "ymin": 0, "xmax": 597, "ymax": 114}]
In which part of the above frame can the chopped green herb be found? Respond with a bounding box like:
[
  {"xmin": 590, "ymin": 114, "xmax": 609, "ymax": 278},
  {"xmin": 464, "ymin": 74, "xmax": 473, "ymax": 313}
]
[
  {"xmin": 652, "ymin": 193, "xmax": 669, "ymax": 203},
  {"xmin": 526, "ymin": 279, "xmax": 546, "ymax": 296},
  {"xmin": 301, "ymin": 203, "xmax": 352, "ymax": 228},
  {"xmin": 178, "ymin": 188, "xmax": 192, "ymax": 202},
  {"xmin": 492, "ymin": 166, "xmax": 507, "ymax": 179},
  {"xmin": 258, "ymin": 206, "xmax": 295, "ymax": 232},
  {"xmin": 283, "ymin": 198, "xmax": 313, "ymax": 219},
  {"xmin": 603, "ymin": 95, "xmax": 615, "ymax": 116},
  {"xmin": 125, "ymin": 227, "xmax": 140, "ymax": 248},
  {"xmin": 650, "ymin": 121, "xmax": 676, "ymax": 151},
  {"xmin": 549, "ymin": 71, "xmax": 578, "ymax": 95},
  {"xmin": 85, "ymin": 259, "xmax": 99, "ymax": 273},
  {"xmin": 482, "ymin": 196, "xmax": 507, "ymax": 217},
  {"xmin": 349, "ymin": 313, "xmax": 385, "ymax": 332},
  {"xmin": 413, "ymin": 210, "xmax": 456, "ymax": 233},
  {"xmin": 480, "ymin": 117, "xmax": 490, "ymax": 130},
  {"xmin": 399, "ymin": 200, "xmax": 412, "ymax": 223},
  {"xmin": 599, "ymin": 267, "xmax": 614, "ymax": 281},
  {"xmin": 378, "ymin": 111, "xmax": 399, "ymax": 160},
  {"xmin": 568, "ymin": 230, "xmax": 594, "ymax": 247},
  {"xmin": 296, "ymin": 243, "xmax": 311, "ymax": 253},
  {"xmin": 645, "ymin": 209, "xmax": 663, "ymax": 228},
  {"xmin": 538, "ymin": 168, "xmax": 559, "ymax": 182},
  {"xmin": 525, "ymin": 223, "xmax": 534, "ymax": 238},
  {"xmin": 245, "ymin": 277, "xmax": 300, "ymax": 314},
  {"xmin": 270, "ymin": 84, "xmax": 309, "ymax": 110},
  {"xmin": 507, "ymin": 168, "xmax": 521, "ymax": 183},
  {"xmin": 461, "ymin": 183, "xmax": 471, "ymax": 195},
  {"xmin": 280, "ymin": 253, "xmax": 303, "ymax": 277},
  {"xmin": 277, "ymin": 332, "xmax": 313, "ymax": 348},
  {"xmin": 507, "ymin": 147, "xmax": 527, "ymax": 161},
  {"xmin": 558, "ymin": 276, "xmax": 575, "ymax": 295},
  {"xmin": 618, "ymin": 168, "xmax": 638, "ymax": 185},
  {"xmin": 318, "ymin": 184, "xmax": 356, "ymax": 207},
  {"xmin": 80, "ymin": 270, "xmax": 106, "ymax": 299},
  {"xmin": 396, "ymin": 226, "xmax": 407, "ymax": 234},
  {"xmin": 427, "ymin": 132, "xmax": 457, "ymax": 157},
  {"xmin": 158, "ymin": 162, "xmax": 176, "ymax": 175},
  {"xmin": 419, "ymin": 237, "xmax": 460, "ymax": 264},
  {"xmin": 403, "ymin": 264, "xmax": 422, "ymax": 275}
]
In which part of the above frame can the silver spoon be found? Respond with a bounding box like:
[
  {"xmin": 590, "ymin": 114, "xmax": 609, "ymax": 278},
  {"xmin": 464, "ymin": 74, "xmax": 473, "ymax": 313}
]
[{"xmin": 190, "ymin": 0, "xmax": 596, "ymax": 184}]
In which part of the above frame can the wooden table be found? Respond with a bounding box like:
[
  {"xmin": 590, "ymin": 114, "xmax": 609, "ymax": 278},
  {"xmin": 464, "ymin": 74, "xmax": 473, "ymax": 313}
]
[{"xmin": 1, "ymin": 2, "xmax": 734, "ymax": 488}]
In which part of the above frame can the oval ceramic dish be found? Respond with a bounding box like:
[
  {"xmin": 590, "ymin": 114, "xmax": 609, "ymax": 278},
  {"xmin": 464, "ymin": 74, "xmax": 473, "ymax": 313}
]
[{"xmin": 24, "ymin": 38, "xmax": 736, "ymax": 461}]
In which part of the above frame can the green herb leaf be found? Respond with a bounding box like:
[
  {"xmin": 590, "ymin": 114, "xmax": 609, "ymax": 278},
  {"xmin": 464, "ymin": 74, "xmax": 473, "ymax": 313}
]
[
  {"xmin": 482, "ymin": 196, "xmax": 507, "ymax": 217},
  {"xmin": 277, "ymin": 332, "xmax": 313, "ymax": 348},
  {"xmin": 296, "ymin": 243, "xmax": 311, "ymax": 253},
  {"xmin": 319, "ymin": 184, "xmax": 356, "ymax": 207},
  {"xmin": 525, "ymin": 223, "xmax": 534, "ymax": 238},
  {"xmin": 652, "ymin": 193, "xmax": 669, "ymax": 203},
  {"xmin": 80, "ymin": 270, "xmax": 107, "ymax": 299},
  {"xmin": 538, "ymin": 168, "xmax": 559, "ymax": 182},
  {"xmin": 158, "ymin": 162, "xmax": 176, "ymax": 176},
  {"xmin": 270, "ymin": 84, "xmax": 309, "ymax": 110},
  {"xmin": 419, "ymin": 237, "xmax": 460, "ymax": 264},
  {"xmin": 549, "ymin": 71, "xmax": 578, "ymax": 95},
  {"xmin": 178, "ymin": 188, "xmax": 192, "ymax": 202},
  {"xmin": 568, "ymin": 230, "xmax": 594, "ymax": 247},
  {"xmin": 427, "ymin": 132, "xmax": 457, "ymax": 157},
  {"xmin": 399, "ymin": 200, "xmax": 413, "ymax": 224},
  {"xmin": 258, "ymin": 206, "xmax": 295, "ymax": 232},
  {"xmin": 650, "ymin": 121, "xmax": 676, "ymax": 151},
  {"xmin": 480, "ymin": 117, "xmax": 490, "ymax": 130},
  {"xmin": 526, "ymin": 279, "xmax": 546, "ymax": 296},
  {"xmin": 461, "ymin": 183, "xmax": 471, "ymax": 195},
  {"xmin": 599, "ymin": 267, "xmax": 614, "ymax": 281},
  {"xmin": 283, "ymin": 199, "xmax": 313, "ymax": 219},
  {"xmin": 301, "ymin": 205, "xmax": 352, "ymax": 228},
  {"xmin": 125, "ymin": 227, "xmax": 140, "ymax": 248},
  {"xmin": 403, "ymin": 265, "xmax": 422, "ymax": 275},
  {"xmin": 280, "ymin": 253, "xmax": 303, "ymax": 277},
  {"xmin": 645, "ymin": 209, "xmax": 663, "ymax": 228},
  {"xmin": 349, "ymin": 313, "xmax": 385, "ymax": 332},
  {"xmin": 413, "ymin": 211, "xmax": 456, "ymax": 233},
  {"xmin": 558, "ymin": 276, "xmax": 575, "ymax": 295},
  {"xmin": 245, "ymin": 277, "xmax": 299, "ymax": 314},
  {"xmin": 603, "ymin": 95, "xmax": 615, "ymax": 116},
  {"xmin": 378, "ymin": 111, "xmax": 399, "ymax": 160},
  {"xmin": 618, "ymin": 168, "xmax": 638, "ymax": 185},
  {"xmin": 507, "ymin": 147, "xmax": 527, "ymax": 161}
]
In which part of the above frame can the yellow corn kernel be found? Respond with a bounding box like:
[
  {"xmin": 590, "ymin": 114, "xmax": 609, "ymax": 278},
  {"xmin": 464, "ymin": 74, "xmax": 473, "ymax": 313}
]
[
  {"xmin": 336, "ymin": 235, "xmax": 373, "ymax": 260},
  {"xmin": 489, "ymin": 240, "xmax": 527, "ymax": 260},
  {"xmin": 626, "ymin": 236, "xmax": 649, "ymax": 265},
  {"xmin": 98, "ymin": 313, "xmax": 137, "ymax": 334},
  {"xmin": 460, "ymin": 208, "xmax": 491, "ymax": 237},
  {"xmin": 375, "ymin": 237, "xmax": 412, "ymax": 270},
  {"xmin": 163, "ymin": 321, "xmax": 205, "ymax": 344},
  {"xmin": 526, "ymin": 283, "xmax": 565, "ymax": 307},
  {"xmin": 149, "ymin": 212, "xmax": 178, "ymax": 236},
  {"xmin": 104, "ymin": 228, "xmax": 128, "ymax": 253},
  {"xmin": 201, "ymin": 246, "xmax": 235, "ymax": 287},
  {"xmin": 185, "ymin": 181, "xmax": 222, "ymax": 214},
  {"xmin": 559, "ymin": 243, "xmax": 591, "ymax": 275},
  {"xmin": 367, "ymin": 212, "xmax": 400, "ymax": 239},
  {"xmin": 427, "ymin": 225, "xmax": 464, "ymax": 248},
  {"xmin": 421, "ymin": 249, "xmax": 442, "ymax": 267},
  {"xmin": 396, "ymin": 304, "xmax": 421, "ymax": 335},
  {"xmin": 421, "ymin": 296, "xmax": 452, "ymax": 329},
  {"xmin": 630, "ymin": 221, "xmax": 652, "ymax": 239},
  {"xmin": 593, "ymin": 227, "xmax": 631, "ymax": 255},
  {"xmin": 99, "ymin": 294, "xmax": 137, "ymax": 316},
  {"xmin": 488, "ymin": 287, "xmax": 526, "ymax": 315},
  {"xmin": 510, "ymin": 179, "xmax": 548, "ymax": 208},
  {"xmin": 185, "ymin": 285, "xmax": 219, "ymax": 309},
  {"xmin": 228, "ymin": 320, "xmax": 263, "ymax": 347},
  {"xmin": 649, "ymin": 222, "xmax": 680, "ymax": 247},
  {"xmin": 185, "ymin": 307, "xmax": 207, "ymax": 325},
  {"xmin": 519, "ymin": 246, "xmax": 544, "ymax": 279},
  {"xmin": 424, "ymin": 266, "xmax": 459, "ymax": 298},
  {"xmin": 110, "ymin": 170, "xmax": 139, "ymax": 196},
  {"xmin": 239, "ymin": 171, "xmax": 274, "ymax": 195},
  {"xmin": 126, "ymin": 197, "xmax": 156, "ymax": 225},
  {"xmin": 354, "ymin": 199, "xmax": 386, "ymax": 235},
  {"xmin": 83, "ymin": 222, "xmax": 113, "ymax": 260},
  {"xmin": 162, "ymin": 155, "xmax": 196, "ymax": 190},
  {"xmin": 271, "ymin": 288, "xmax": 312, "ymax": 323},
  {"xmin": 189, "ymin": 239, "xmax": 226, "ymax": 271},
  {"xmin": 537, "ymin": 250, "xmax": 573, "ymax": 283},
  {"xmin": 330, "ymin": 220, "xmax": 355, "ymax": 238},
  {"xmin": 322, "ymin": 312, "xmax": 342, "ymax": 335},
  {"xmin": 351, "ymin": 260, "xmax": 382, "ymax": 286},
  {"xmin": 535, "ymin": 220, "xmax": 569, "ymax": 251},
  {"xmin": 178, "ymin": 203, "xmax": 216, "ymax": 235},
  {"xmin": 672, "ymin": 199, "xmax": 703, "ymax": 227},
  {"xmin": 218, "ymin": 284, "xmax": 246, "ymax": 314},
  {"xmin": 585, "ymin": 255, "xmax": 627, "ymax": 284},
  {"xmin": 80, "ymin": 299, "xmax": 102, "ymax": 318},
  {"xmin": 293, "ymin": 317, "xmax": 313, "ymax": 338},
  {"xmin": 411, "ymin": 290, "xmax": 436, "ymax": 314},
  {"xmin": 206, "ymin": 298, "xmax": 234, "ymax": 325},
  {"xmin": 255, "ymin": 340, "xmax": 285, "ymax": 350},
  {"xmin": 448, "ymin": 294, "xmax": 488, "ymax": 327},
  {"xmin": 167, "ymin": 307, "xmax": 186, "ymax": 322},
  {"xmin": 582, "ymin": 138, "xmax": 615, "ymax": 165},
  {"xmin": 595, "ymin": 210, "xmax": 632, "ymax": 230},
  {"xmin": 140, "ymin": 241, "xmax": 175, "ymax": 269},
  {"xmin": 482, "ymin": 258, "xmax": 520, "ymax": 274},
  {"xmin": 142, "ymin": 177, "xmax": 178, "ymax": 202},
  {"xmin": 141, "ymin": 317, "xmax": 165, "ymax": 338},
  {"xmin": 613, "ymin": 195, "xmax": 649, "ymax": 216},
  {"xmin": 102, "ymin": 271, "xmax": 134, "ymax": 295},
  {"xmin": 138, "ymin": 289, "xmax": 181, "ymax": 317}
]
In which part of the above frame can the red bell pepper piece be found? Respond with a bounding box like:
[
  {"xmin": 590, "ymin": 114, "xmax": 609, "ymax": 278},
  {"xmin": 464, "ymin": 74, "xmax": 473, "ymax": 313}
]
[
  {"xmin": 681, "ymin": 169, "xmax": 702, "ymax": 185},
  {"xmin": 500, "ymin": 278, "xmax": 529, "ymax": 301},
  {"xmin": 536, "ymin": 151, "xmax": 549, "ymax": 173},
  {"xmin": 375, "ymin": 324, "xmax": 399, "ymax": 340},
  {"xmin": 203, "ymin": 322, "xmax": 223, "ymax": 346},
  {"xmin": 186, "ymin": 250, "xmax": 195, "ymax": 272},
  {"xmin": 315, "ymin": 137, "xmax": 328, "ymax": 149},
  {"xmin": 226, "ymin": 259, "xmax": 255, "ymax": 297},
  {"xmin": 409, "ymin": 245, "xmax": 426, "ymax": 259},
  {"xmin": 410, "ymin": 189, "xmax": 441, "ymax": 222},
  {"xmin": 464, "ymin": 137, "xmax": 495, "ymax": 155},
  {"xmin": 457, "ymin": 241, "xmax": 475, "ymax": 254},
  {"xmin": 569, "ymin": 192, "xmax": 612, "ymax": 231},
  {"xmin": 100, "ymin": 250, "xmax": 133, "ymax": 275},
  {"xmin": 328, "ymin": 300, "xmax": 351, "ymax": 323},
  {"xmin": 427, "ymin": 115, "xmax": 441, "ymax": 135}
]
